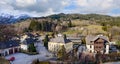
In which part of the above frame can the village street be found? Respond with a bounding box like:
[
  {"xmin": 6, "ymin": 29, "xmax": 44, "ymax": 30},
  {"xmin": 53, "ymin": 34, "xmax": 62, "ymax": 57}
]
[{"xmin": 5, "ymin": 43, "xmax": 53, "ymax": 64}]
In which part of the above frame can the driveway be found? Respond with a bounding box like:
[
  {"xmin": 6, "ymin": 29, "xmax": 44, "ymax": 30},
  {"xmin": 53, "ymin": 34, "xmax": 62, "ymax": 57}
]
[{"xmin": 5, "ymin": 43, "xmax": 53, "ymax": 64}]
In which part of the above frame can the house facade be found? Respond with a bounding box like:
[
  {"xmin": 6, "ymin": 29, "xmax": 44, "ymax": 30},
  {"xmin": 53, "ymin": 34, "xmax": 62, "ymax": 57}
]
[
  {"xmin": 85, "ymin": 35, "xmax": 109, "ymax": 54},
  {"xmin": 0, "ymin": 40, "xmax": 20, "ymax": 56},
  {"xmin": 48, "ymin": 35, "xmax": 73, "ymax": 53}
]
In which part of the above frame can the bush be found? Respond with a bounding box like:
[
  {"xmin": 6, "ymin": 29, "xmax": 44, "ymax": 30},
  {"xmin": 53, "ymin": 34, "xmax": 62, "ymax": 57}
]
[{"xmin": 28, "ymin": 43, "xmax": 36, "ymax": 52}]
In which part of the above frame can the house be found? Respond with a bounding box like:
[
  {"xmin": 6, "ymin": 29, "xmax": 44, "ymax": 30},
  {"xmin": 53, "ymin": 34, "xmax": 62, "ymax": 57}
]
[
  {"xmin": 48, "ymin": 34, "xmax": 73, "ymax": 53},
  {"xmin": 0, "ymin": 40, "xmax": 20, "ymax": 56},
  {"xmin": 20, "ymin": 33, "xmax": 35, "ymax": 42},
  {"xmin": 85, "ymin": 35, "xmax": 109, "ymax": 54},
  {"xmin": 20, "ymin": 37, "xmax": 37, "ymax": 51},
  {"xmin": 67, "ymin": 36, "xmax": 82, "ymax": 48},
  {"xmin": 20, "ymin": 33, "xmax": 38, "ymax": 51}
]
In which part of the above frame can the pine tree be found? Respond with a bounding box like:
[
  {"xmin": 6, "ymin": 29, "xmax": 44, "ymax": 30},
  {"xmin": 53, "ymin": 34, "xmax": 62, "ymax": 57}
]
[
  {"xmin": 68, "ymin": 20, "xmax": 72, "ymax": 27},
  {"xmin": 29, "ymin": 20, "xmax": 37, "ymax": 31},
  {"xmin": 44, "ymin": 34, "xmax": 49, "ymax": 49},
  {"xmin": 28, "ymin": 43, "xmax": 36, "ymax": 52}
]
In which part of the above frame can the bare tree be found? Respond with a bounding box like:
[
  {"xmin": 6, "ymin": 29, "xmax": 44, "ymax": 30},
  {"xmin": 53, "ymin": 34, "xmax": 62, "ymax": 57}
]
[{"xmin": 0, "ymin": 24, "xmax": 17, "ymax": 42}]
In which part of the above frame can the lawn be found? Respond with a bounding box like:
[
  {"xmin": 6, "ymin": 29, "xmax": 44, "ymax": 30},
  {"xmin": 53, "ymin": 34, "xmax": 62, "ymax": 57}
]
[{"xmin": 83, "ymin": 25, "xmax": 107, "ymax": 35}]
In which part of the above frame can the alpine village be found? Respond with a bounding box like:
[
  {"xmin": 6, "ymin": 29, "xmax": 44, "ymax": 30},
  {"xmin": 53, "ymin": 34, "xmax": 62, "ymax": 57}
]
[{"xmin": 0, "ymin": 13, "xmax": 120, "ymax": 64}]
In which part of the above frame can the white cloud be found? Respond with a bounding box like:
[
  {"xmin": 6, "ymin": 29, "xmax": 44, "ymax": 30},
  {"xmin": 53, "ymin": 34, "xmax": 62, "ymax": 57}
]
[
  {"xmin": 0, "ymin": 0, "xmax": 120, "ymax": 16},
  {"xmin": 73, "ymin": 0, "xmax": 114, "ymax": 14},
  {"xmin": 15, "ymin": 0, "xmax": 36, "ymax": 7}
]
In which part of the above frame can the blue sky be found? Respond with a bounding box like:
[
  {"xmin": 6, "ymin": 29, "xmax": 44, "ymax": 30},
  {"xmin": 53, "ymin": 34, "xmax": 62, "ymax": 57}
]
[{"xmin": 0, "ymin": 0, "xmax": 120, "ymax": 17}]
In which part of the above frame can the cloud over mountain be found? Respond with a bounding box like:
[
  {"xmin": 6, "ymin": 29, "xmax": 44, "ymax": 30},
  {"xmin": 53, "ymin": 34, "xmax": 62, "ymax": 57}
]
[{"xmin": 0, "ymin": 0, "xmax": 120, "ymax": 16}]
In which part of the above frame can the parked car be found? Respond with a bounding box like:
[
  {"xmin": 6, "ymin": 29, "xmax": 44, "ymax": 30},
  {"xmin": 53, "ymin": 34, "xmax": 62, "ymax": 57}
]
[{"xmin": 8, "ymin": 57, "xmax": 15, "ymax": 61}]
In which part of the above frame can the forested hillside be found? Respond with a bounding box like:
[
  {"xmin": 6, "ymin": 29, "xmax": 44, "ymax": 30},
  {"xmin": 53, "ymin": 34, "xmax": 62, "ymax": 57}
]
[{"xmin": 13, "ymin": 13, "xmax": 120, "ymax": 38}]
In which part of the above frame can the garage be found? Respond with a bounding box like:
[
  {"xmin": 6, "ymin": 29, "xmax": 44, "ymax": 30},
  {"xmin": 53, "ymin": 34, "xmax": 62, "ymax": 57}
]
[
  {"xmin": 9, "ymin": 49, "xmax": 14, "ymax": 54},
  {"xmin": 15, "ymin": 48, "xmax": 19, "ymax": 53}
]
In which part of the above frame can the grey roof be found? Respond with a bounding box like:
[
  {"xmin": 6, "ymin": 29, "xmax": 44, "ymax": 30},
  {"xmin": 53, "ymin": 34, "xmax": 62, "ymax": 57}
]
[
  {"xmin": 86, "ymin": 35, "xmax": 109, "ymax": 44},
  {"xmin": 0, "ymin": 40, "xmax": 20, "ymax": 49},
  {"xmin": 26, "ymin": 33, "xmax": 34, "ymax": 37},
  {"xmin": 67, "ymin": 37, "xmax": 82, "ymax": 43},
  {"xmin": 21, "ymin": 38, "xmax": 37, "ymax": 45},
  {"xmin": 50, "ymin": 37, "xmax": 71, "ymax": 43},
  {"xmin": 85, "ymin": 35, "xmax": 95, "ymax": 44}
]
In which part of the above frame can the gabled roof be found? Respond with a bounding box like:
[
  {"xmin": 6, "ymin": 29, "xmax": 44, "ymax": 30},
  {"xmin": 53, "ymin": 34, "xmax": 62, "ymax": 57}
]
[
  {"xmin": 0, "ymin": 40, "xmax": 20, "ymax": 49},
  {"xmin": 50, "ymin": 36, "xmax": 71, "ymax": 43},
  {"xmin": 92, "ymin": 35, "xmax": 109, "ymax": 42},
  {"xmin": 21, "ymin": 38, "xmax": 37, "ymax": 45},
  {"xmin": 86, "ymin": 35, "xmax": 109, "ymax": 44}
]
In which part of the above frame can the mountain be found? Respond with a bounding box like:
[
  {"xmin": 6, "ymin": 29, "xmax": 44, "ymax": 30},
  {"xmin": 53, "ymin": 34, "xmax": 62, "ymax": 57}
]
[{"xmin": 0, "ymin": 13, "xmax": 30, "ymax": 24}]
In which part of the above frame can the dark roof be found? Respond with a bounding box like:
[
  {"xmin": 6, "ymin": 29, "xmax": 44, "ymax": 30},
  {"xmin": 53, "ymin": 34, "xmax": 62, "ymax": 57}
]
[
  {"xmin": 86, "ymin": 35, "xmax": 109, "ymax": 44},
  {"xmin": 50, "ymin": 36, "xmax": 71, "ymax": 43},
  {"xmin": 21, "ymin": 38, "xmax": 37, "ymax": 45},
  {"xmin": 67, "ymin": 37, "xmax": 82, "ymax": 43},
  {"xmin": 0, "ymin": 40, "xmax": 20, "ymax": 49},
  {"xmin": 26, "ymin": 33, "xmax": 34, "ymax": 37}
]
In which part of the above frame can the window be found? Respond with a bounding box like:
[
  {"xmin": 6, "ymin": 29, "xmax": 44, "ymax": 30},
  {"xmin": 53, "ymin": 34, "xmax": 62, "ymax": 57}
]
[
  {"xmin": 99, "ymin": 46, "xmax": 101, "ymax": 48},
  {"xmin": 90, "ymin": 45, "xmax": 92, "ymax": 48},
  {"xmin": 90, "ymin": 50, "xmax": 92, "ymax": 53}
]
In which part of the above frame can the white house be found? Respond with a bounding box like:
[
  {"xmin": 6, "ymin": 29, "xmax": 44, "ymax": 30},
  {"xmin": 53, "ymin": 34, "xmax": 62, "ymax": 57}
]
[
  {"xmin": 85, "ymin": 35, "xmax": 110, "ymax": 54},
  {"xmin": 0, "ymin": 40, "xmax": 20, "ymax": 56},
  {"xmin": 20, "ymin": 37, "xmax": 38, "ymax": 51},
  {"xmin": 20, "ymin": 33, "xmax": 38, "ymax": 51},
  {"xmin": 48, "ymin": 35, "xmax": 73, "ymax": 53}
]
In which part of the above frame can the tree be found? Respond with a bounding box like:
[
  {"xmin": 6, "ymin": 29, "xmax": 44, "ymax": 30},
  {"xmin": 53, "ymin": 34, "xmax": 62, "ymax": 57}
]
[
  {"xmin": 102, "ymin": 26, "xmax": 107, "ymax": 31},
  {"xmin": 23, "ymin": 28, "xmax": 29, "ymax": 32},
  {"xmin": 28, "ymin": 43, "xmax": 36, "ymax": 52},
  {"xmin": 0, "ymin": 25, "xmax": 16, "ymax": 42},
  {"xmin": 81, "ymin": 38, "xmax": 86, "ymax": 44},
  {"xmin": 29, "ymin": 20, "xmax": 38, "ymax": 31},
  {"xmin": 44, "ymin": 34, "xmax": 49, "ymax": 49},
  {"xmin": 57, "ymin": 45, "xmax": 66, "ymax": 60},
  {"xmin": 29, "ymin": 20, "xmax": 41, "ymax": 31},
  {"xmin": 55, "ymin": 25, "xmax": 62, "ymax": 33},
  {"xmin": 116, "ymin": 41, "xmax": 120, "ymax": 46},
  {"xmin": 64, "ymin": 34, "xmax": 67, "ymax": 39},
  {"xmin": 51, "ymin": 33, "xmax": 55, "ymax": 38},
  {"xmin": 116, "ymin": 41, "xmax": 120, "ymax": 49},
  {"xmin": 68, "ymin": 20, "xmax": 72, "ymax": 27}
]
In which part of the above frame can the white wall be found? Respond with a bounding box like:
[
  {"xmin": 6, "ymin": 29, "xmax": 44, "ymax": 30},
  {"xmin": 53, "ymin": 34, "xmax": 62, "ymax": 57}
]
[
  {"xmin": 48, "ymin": 42, "xmax": 64, "ymax": 52},
  {"xmin": 48, "ymin": 42, "xmax": 73, "ymax": 53},
  {"xmin": 64, "ymin": 42, "xmax": 73, "ymax": 53},
  {"xmin": 105, "ymin": 45, "xmax": 109, "ymax": 54},
  {"xmin": 20, "ymin": 44, "xmax": 28, "ymax": 50},
  {"xmin": 0, "ymin": 46, "xmax": 20, "ymax": 56},
  {"xmin": 86, "ymin": 44, "xmax": 94, "ymax": 53}
]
